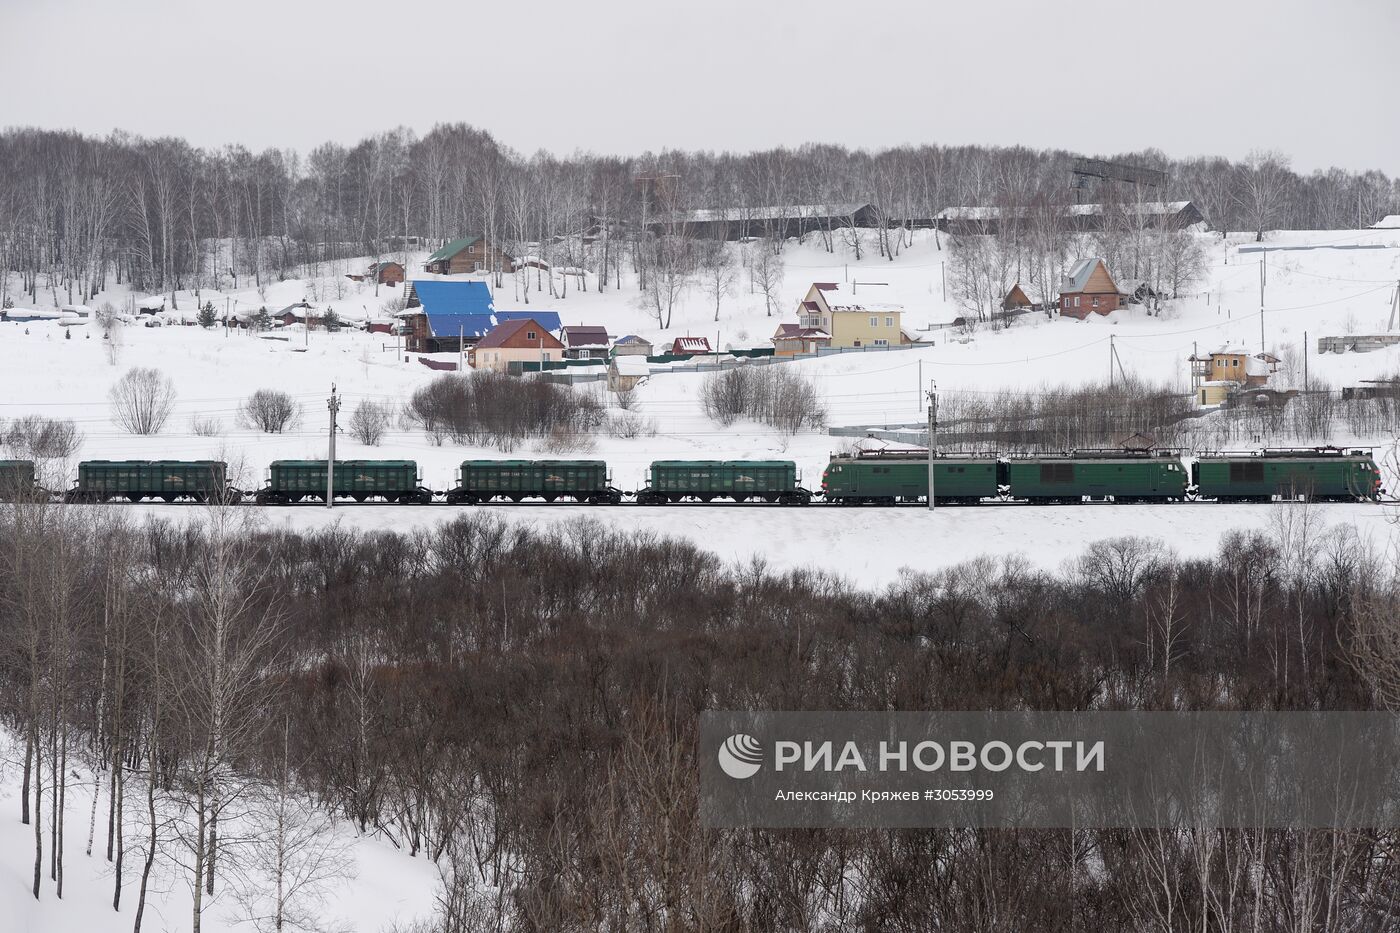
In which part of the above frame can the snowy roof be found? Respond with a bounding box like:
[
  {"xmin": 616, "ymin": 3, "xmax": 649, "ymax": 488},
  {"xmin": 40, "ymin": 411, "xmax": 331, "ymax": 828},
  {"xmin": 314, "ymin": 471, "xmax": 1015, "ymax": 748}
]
[
  {"xmin": 615, "ymin": 334, "xmax": 652, "ymax": 346},
  {"xmin": 673, "ymin": 336, "xmax": 711, "ymax": 352},
  {"xmin": 812, "ymin": 282, "xmax": 902, "ymax": 312},
  {"xmin": 667, "ymin": 203, "xmax": 872, "ymax": 224},
  {"xmin": 610, "ymin": 356, "xmax": 651, "ymax": 376},
  {"xmin": 1369, "ymin": 215, "xmax": 1400, "ymax": 229},
  {"xmin": 937, "ymin": 201, "xmax": 1195, "ymax": 221},
  {"xmin": 137, "ymin": 295, "xmax": 166, "ymax": 310},
  {"xmin": 1244, "ymin": 356, "xmax": 1271, "ymax": 377},
  {"xmin": 773, "ymin": 323, "xmax": 831, "ymax": 340}
]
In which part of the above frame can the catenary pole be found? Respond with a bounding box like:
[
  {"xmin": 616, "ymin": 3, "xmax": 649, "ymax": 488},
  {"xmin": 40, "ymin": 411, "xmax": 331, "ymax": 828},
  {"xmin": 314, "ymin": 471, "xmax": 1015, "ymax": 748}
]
[
  {"xmin": 326, "ymin": 385, "xmax": 340, "ymax": 510},
  {"xmin": 927, "ymin": 380, "xmax": 937, "ymax": 512}
]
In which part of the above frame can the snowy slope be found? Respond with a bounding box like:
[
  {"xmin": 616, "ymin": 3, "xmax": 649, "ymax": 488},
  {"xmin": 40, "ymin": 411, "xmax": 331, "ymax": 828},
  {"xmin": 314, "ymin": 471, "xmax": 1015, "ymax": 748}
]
[{"xmin": 0, "ymin": 734, "xmax": 439, "ymax": 933}]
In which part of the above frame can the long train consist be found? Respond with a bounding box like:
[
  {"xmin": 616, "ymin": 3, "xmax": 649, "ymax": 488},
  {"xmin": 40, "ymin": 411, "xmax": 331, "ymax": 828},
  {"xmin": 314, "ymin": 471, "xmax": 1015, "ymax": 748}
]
[{"xmin": 0, "ymin": 447, "xmax": 1384, "ymax": 506}]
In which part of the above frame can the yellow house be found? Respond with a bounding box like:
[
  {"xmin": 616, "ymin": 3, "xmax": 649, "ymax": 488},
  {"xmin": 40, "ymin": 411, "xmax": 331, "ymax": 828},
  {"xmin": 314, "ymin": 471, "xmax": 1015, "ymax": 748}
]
[{"xmin": 797, "ymin": 282, "xmax": 911, "ymax": 349}]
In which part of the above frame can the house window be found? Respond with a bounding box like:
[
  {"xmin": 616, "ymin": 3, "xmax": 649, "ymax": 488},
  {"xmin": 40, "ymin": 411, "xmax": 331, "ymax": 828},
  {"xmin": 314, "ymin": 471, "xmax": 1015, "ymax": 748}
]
[
  {"xmin": 885, "ymin": 316, "xmax": 894, "ymax": 327},
  {"xmin": 874, "ymin": 338, "xmax": 888, "ymax": 346},
  {"xmin": 1092, "ymin": 297, "xmax": 1099, "ymax": 308},
  {"xmin": 542, "ymin": 352, "xmax": 551, "ymax": 361},
  {"xmin": 1074, "ymin": 297, "xmax": 1080, "ymax": 307},
  {"xmin": 1062, "ymin": 297, "xmax": 1068, "ymax": 309},
  {"xmin": 527, "ymin": 331, "xmax": 537, "ymax": 340},
  {"xmin": 869, "ymin": 316, "xmax": 878, "ymax": 327}
]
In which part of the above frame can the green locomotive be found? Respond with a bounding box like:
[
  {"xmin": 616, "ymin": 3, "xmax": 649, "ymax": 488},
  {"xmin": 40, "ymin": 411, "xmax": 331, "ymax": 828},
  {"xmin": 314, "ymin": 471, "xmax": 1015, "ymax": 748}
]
[
  {"xmin": 821, "ymin": 453, "xmax": 999, "ymax": 504},
  {"xmin": 64, "ymin": 460, "xmax": 237, "ymax": 503},
  {"xmin": 445, "ymin": 459, "xmax": 622, "ymax": 504},
  {"xmin": 1004, "ymin": 452, "xmax": 1188, "ymax": 504},
  {"xmin": 255, "ymin": 460, "xmax": 432, "ymax": 505},
  {"xmin": 635, "ymin": 460, "xmax": 810, "ymax": 505},
  {"xmin": 1193, "ymin": 448, "xmax": 1382, "ymax": 502}
]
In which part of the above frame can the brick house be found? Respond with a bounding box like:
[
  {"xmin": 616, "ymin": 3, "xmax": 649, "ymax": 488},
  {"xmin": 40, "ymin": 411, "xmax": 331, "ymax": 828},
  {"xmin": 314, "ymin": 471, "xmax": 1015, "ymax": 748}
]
[
  {"xmin": 1058, "ymin": 258, "xmax": 1122, "ymax": 319},
  {"xmin": 424, "ymin": 235, "xmax": 516, "ymax": 275},
  {"xmin": 470, "ymin": 318, "xmax": 565, "ymax": 372}
]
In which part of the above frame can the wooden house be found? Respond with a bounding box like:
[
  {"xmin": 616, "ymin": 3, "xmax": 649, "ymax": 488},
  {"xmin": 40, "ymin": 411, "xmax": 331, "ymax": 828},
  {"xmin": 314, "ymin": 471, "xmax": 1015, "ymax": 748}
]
[
  {"xmin": 366, "ymin": 261, "xmax": 405, "ymax": 285},
  {"xmin": 561, "ymin": 325, "xmax": 611, "ymax": 360},
  {"xmin": 1002, "ymin": 283, "xmax": 1033, "ymax": 311},
  {"xmin": 424, "ymin": 236, "xmax": 516, "ymax": 275},
  {"xmin": 470, "ymin": 318, "xmax": 564, "ymax": 372},
  {"xmin": 1058, "ymin": 258, "xmax": 1122, "ymax": 319}
]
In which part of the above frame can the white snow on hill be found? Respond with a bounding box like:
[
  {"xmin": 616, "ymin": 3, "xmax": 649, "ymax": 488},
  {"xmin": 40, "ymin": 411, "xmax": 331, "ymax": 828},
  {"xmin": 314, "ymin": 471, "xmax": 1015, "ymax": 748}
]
[
  {"xmin": 2, "ymin": 226, "xmax": 1400, "ymax": 569},
  {"xmin": 0, "ymin": 732, "xmax": 438, "ymax": 933}
]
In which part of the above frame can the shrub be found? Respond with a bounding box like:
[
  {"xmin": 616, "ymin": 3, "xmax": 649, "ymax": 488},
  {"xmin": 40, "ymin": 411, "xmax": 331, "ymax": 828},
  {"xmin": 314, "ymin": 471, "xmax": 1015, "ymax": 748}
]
[
  {"xmin": 608, "ymin": 411, "xmax": 658, "ymax": 438},
  {"xmin": 348, "ymin": 400, "xmax": 394, "ymax": 446},
  {"xmin": 2, "ymin": 415, "xmax": 83, "ymax": 459},
  {"xmin": 240, "ymin": 389, "xmax": 300, "ymax": 433},
  {"xmin": 700, "ymin": 365, "xmax": 826, "ymax": 434},
  {"xmin": 190, "ymin": 414, "xmax": 224, "ymax": 437},
  {"xmin": 109, "ymin": 367, "xmax": 176, "ymax": 435},
  {"xmin": 404, "ymin": 373, "xmax": 605, "ymax": 451}
]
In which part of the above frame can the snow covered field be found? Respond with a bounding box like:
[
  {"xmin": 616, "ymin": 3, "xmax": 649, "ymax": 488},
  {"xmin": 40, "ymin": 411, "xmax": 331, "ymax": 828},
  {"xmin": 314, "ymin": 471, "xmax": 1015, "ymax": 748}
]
[
  {"xmin": 0, "ymin": 734, "xmax": 439, "ymax": 933},
  {"xmin": 4, "ymin": 226, "xmax": 1400, "ymax": 583}
]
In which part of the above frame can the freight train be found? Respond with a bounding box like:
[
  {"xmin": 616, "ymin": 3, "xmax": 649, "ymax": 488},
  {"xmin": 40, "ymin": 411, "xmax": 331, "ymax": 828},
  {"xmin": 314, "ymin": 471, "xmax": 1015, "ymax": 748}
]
[{"xmin": 0, "ymin": 447, "xmax": 1384, "ymax": 506}]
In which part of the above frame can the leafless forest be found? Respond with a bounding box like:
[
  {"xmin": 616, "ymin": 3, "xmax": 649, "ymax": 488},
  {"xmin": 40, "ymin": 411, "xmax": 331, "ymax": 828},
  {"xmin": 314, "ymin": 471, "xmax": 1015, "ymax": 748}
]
[
  {"xmin": 1, "ymin": 125, "xmax": 1396, "ymax": 310},
  {"xmin": 4, "ymin": 500, "xmax": 1400, "ymax": 931}
]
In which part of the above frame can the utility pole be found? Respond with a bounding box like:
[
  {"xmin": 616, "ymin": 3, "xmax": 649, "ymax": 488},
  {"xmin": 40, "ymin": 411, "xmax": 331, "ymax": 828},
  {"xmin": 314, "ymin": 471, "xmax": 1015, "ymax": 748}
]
[
  {"xmin": 1110, "ymin": 335, "xmax": 1115, "ymax": 388},
  {"xmin": 458, "ymin": 324, "xmax": 464, "ymax": 372},
  {"xmin": 326, "ymin": 385, "xmax": 340, "ymax": 510},
  {"xmin": 1304, "ymin": 330, "xmax": 1309, "ymax": 391},
  {"xmin": 926, "ymin": 380, "xmax": 937, "ymax": 512},
  {"xmin": 941, "ymin": 261, "xmax": 947, "ymax": 302}
]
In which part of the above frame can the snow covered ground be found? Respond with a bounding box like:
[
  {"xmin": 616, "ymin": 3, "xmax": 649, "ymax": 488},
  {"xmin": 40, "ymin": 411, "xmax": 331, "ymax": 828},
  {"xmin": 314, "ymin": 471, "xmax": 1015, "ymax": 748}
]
[
  {"xmin": 0, "ymin": 734, "xmax": 439, "ymax": 933},
  {"xmin": 4, "ymin": 227, "xmax": 1400, "ymax": 929},
  {"xmin": 3, "ymin": 226, "xmax": 1400, "ymax": 576}
]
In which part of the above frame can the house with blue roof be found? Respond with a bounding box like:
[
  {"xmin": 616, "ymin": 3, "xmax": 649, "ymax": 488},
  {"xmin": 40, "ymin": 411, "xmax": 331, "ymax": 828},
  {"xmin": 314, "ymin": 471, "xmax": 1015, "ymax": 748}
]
[{"xmin": 402, "ymin": 279, "xmax": 563, "ymax": 352}]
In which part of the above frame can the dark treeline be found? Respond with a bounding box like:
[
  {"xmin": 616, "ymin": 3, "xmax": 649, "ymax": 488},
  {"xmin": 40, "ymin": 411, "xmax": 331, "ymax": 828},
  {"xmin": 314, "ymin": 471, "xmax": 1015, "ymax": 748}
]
[
  {"xmin": 4, "ymin": 501, "xmax": 1400, "ymax": 930},
  {"xmin": 1, "ymin": 124, "xmax": 1397, "ymax": 306}
]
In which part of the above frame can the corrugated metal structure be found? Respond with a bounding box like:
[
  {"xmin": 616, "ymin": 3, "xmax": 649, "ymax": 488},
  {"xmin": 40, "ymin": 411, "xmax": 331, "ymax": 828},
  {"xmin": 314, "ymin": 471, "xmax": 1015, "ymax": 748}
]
[
  {"xmin": 446, "ymin": 460, "xmax": 621, "ymax": 504},
  {"xmin": 636, "ymin": 460, "xmax": 809, "ymax": 505},
  {"xmin": 0, "ymin": 459, "xmax": 38, "ymax": 500},
  {"xmin": 66, "ymin": 460, "xmax": 233, "ymax": 503},
  {"xmin": 258, "ymin": 460, "xmax": 431, "ymax": 504}
]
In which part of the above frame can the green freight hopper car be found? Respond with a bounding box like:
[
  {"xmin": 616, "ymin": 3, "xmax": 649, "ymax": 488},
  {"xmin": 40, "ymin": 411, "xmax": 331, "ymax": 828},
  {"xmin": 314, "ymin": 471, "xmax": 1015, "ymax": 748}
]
[
  {"xmin": 1193, "ymin": 448, "xmax": 1382, "ymax": 502},
  {"xmin": 0, "ymin": 460, "xmax": 40, "ymax": 501},
  {"xmin": 446, "ymin": 459, "xmax": 621, "ymax": 504},
  {"xmin": 256, "ymin": 460, "xmax": 431, "ymax": 505},
  {"xmin": 636, "ymin": 460, "xmax": 810, "ymax": 505},
  {"xmin": 1005, "ymin": 453, "xmax": 1187, "ymax": 503},
  {"xmin": 65, "ymin": 460, "xmax": 236, "ymax": 503},
  {"xmin": 821, "ymin": 453, "xmax": 999, "ymax": 504}
]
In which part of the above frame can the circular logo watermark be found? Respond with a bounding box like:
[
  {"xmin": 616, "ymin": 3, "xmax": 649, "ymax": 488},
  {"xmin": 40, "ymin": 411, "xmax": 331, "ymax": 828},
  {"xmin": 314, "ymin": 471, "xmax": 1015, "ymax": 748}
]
[{"xmin": 718, "ymin": 733, "xmax": 764, "ymax": 779}]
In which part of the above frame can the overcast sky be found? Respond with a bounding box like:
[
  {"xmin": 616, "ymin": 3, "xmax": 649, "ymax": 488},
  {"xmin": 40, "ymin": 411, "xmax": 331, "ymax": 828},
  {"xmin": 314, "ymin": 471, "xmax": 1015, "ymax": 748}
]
[{"xmin": 3, "ymin": 0, "xmax": 1396, "ymax": 176}]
